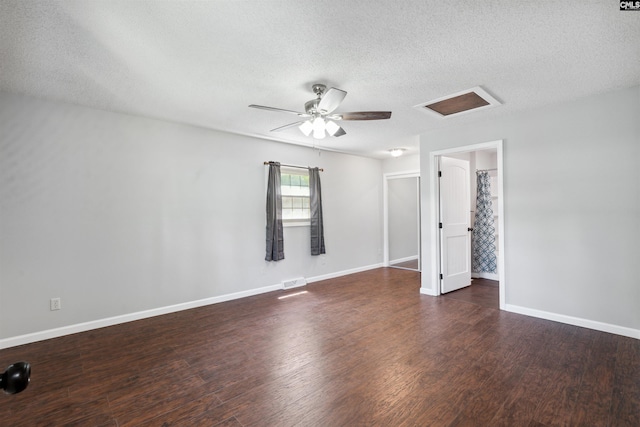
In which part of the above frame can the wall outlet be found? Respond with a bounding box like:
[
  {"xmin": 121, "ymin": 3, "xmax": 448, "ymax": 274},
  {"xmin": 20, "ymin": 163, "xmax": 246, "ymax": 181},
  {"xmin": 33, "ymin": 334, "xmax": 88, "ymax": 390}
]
[{"xmin": 50, "ymin": 297, "xmax": 61, "ymax": 311}]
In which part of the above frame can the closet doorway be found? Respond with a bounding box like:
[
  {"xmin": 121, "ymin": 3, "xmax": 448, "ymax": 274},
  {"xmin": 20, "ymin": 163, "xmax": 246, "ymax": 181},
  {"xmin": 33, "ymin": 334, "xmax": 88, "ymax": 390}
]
[
  {"xmin": 384, "ymin": 171, "xmax": 421, "ymax": 271},
  {"xmin": 430, "ymin": 140, "xmax": 504, "ymax": 309}
]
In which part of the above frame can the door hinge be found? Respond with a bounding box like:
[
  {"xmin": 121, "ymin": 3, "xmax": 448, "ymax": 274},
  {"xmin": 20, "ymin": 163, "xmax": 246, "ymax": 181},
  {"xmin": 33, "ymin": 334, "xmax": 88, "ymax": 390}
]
[
  {"xmin": 440, "ymin": 273, "xmax": 443, "ymax": 280},
  {"xmin": 438, "ymin": 171, "xmax": 442, "ymax": 177},
  {"xmin": 439, "ymin": 222, "xmax": 443, "ymax": 229}
]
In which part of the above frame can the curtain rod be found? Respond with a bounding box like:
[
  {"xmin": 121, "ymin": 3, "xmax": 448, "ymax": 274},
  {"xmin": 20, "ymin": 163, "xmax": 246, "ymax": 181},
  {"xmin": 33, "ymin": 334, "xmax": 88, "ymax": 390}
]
[
  {"xmin": 264, "ymin": 161, "xmax": 324, "ymax": 172},
  {"xmin": 476, "ymin": 168, "xmax": 497, "ymax": 172}
]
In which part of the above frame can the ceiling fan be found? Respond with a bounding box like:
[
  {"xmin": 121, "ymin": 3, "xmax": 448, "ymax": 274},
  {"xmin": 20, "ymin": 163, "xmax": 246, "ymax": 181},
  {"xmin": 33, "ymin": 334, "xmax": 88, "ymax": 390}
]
[{"xmin": 249, "ymin": 84, "xmax": 391, "ymax": 139}]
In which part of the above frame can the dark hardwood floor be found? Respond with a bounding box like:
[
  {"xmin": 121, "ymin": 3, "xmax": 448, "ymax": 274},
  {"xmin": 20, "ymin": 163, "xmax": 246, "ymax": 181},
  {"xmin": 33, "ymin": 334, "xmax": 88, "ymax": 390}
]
[
  {"xmin": 442, "ymin": 278, "xmax": 500, "ymax": 309},
  {"xmin": 1, "ymin": 268, "xmax": 638, "ymax": 426}
]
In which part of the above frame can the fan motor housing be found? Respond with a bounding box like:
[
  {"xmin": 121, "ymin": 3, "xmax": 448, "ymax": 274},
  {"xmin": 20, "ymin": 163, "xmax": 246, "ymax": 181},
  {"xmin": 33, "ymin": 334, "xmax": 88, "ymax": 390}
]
[
  {"xmin": 311, "ymin": 84, "xmax": 326, "ymax": 96},
  {"xmin": 305, "ymin": 99, "xmax": 320, "ymax": 115}
]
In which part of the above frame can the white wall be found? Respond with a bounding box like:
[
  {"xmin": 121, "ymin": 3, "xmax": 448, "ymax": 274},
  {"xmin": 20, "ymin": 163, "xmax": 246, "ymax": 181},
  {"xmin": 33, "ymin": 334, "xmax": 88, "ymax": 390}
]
[
  {"xmin": 0, "ymin": 92, "xmax": 384, "ymax": 344},
  {"xmin": 420, "ymin": 85, "xmax": 640, "ymax": 337},
  {"xmin": 382, "ymin": 153, "xmax": 419, "ymax": 174}
]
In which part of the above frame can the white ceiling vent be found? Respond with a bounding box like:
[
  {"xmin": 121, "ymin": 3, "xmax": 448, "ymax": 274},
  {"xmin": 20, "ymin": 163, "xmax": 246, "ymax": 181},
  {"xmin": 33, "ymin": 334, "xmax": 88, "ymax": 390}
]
[{"xmin": 415, "ymin": 87, "xmax": 501, "ymax": 118}]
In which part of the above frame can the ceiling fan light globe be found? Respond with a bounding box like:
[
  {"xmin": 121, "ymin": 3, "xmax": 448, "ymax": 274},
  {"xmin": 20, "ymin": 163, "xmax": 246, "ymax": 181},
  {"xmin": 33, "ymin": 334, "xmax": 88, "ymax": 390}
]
[
  {"xmin": 325, "ymin": 120, "xmax": 340, "ymax": 136},
  {"xmin": 313, "ymin": 127, "xmax": 326, "ymax": 139},
  {"xmin": 312, "ymin": 117, "xmax": 326, "ymax": 139},
  {"xmin": 312, "ymin": 116, "xmax": 324, "ymax": 130},
  {"xmin": 299, "ymin": 120, "xmax": 313, "ymax": 136}
]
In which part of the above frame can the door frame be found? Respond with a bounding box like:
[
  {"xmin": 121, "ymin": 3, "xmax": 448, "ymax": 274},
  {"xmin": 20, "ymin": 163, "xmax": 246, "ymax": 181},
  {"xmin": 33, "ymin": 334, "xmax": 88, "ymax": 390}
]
[
  {"xmin": 383, "ymin": 170, "xmax": 421, "ymax": 269},
  {"xmin": 428, "ymin": 140, "xmax": 505, "ymax": 309}
]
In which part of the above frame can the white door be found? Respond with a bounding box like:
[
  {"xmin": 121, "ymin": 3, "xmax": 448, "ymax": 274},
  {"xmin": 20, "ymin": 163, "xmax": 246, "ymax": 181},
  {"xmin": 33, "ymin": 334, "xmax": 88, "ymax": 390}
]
[{"xmin": 439, "ymin": 157, "xmax": 471, "ymax": 293}]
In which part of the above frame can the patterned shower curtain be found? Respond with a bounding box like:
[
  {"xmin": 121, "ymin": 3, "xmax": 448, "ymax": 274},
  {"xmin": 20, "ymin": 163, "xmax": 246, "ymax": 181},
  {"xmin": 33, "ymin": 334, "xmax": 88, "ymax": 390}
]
[{"xmin": 472, "ymin": 171, "xmax": 497, "ymax": 274}]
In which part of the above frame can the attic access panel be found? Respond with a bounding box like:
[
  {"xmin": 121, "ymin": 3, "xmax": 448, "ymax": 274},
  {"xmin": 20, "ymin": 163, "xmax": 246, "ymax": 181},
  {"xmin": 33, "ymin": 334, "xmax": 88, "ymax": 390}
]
[{"xmin": 415, "ymin": 87, "xmax": 501, "ymax": 118}]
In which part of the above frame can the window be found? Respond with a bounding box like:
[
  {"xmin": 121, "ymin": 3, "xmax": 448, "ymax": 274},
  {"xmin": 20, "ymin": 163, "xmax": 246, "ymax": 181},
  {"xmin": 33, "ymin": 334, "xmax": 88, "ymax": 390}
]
[{"xmin": 281, "ymin": 168, "xmax": 310, "ymax": 225}]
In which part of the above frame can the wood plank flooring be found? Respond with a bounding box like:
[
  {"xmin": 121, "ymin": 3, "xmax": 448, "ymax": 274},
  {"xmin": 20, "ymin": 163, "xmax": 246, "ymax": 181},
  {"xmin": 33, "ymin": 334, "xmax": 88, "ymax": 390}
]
[
  {"xmin": 1, "ymin": 268, "xmax": 638, "ymax": 426},
  {"xmin": 442, "ymin": 278, "xmax": 500, "ymax": 309}
]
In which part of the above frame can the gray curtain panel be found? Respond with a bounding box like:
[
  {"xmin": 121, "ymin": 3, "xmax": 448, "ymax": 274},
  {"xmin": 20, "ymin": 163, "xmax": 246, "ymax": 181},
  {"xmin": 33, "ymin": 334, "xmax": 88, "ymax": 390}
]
[
  {"xmin": 265, "ymin": 162, "xmax": 284, "ymax": 261},
  {"xmin": 309, "ymin": 167, "xmax": 325, "ymax": 255}
]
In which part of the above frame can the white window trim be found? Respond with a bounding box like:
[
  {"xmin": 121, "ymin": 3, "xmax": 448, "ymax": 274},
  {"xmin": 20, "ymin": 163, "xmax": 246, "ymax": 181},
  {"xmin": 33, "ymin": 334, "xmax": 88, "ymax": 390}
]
[{"xmin": 284, "ymin": 220, "xmax": 310, "ymax": 228}]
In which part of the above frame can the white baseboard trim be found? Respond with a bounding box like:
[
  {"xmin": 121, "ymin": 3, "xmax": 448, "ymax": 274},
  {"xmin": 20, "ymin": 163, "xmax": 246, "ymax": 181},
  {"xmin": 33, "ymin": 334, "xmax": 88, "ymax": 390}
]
[
  {"xmin": 472, "ymin": 272, "xmax": 499, "ymax": 281},
  {"xmin": 306, "ymin": 263, "xmax": 383, "ymax": 284},
  {"xmin": 0, "ymin": 283, "xmax": 283, "ymax": 350},
  {"xmin": 504, "ymin": 303, "xmax": 640, "ymax": 340},
  {"xmin": 420, "ymin": 287, "xmax": 438, "ymax": 296},
  {"xmin": 389, "ymin": 255, "xmax": 418, "ymax": 265},
  {"xmin": 0, "ymin": 263, "xmax": 385, "ymax": 349}
]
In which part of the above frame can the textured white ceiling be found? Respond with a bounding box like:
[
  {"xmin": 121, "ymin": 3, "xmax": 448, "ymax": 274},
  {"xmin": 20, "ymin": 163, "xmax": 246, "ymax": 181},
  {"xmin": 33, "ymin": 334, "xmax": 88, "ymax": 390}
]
[{"xmin": 1, "ymin": 1, "xmax": 638, "ymax": 158}]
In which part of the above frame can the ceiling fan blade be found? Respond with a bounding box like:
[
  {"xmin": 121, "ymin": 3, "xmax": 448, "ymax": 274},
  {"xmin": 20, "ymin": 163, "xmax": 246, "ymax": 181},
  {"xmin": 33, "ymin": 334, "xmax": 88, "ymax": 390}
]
[
  {"xmin": 338, "ymin": 111, "xmax": 392, "ymax": 120},
  {"xmin": 249, "ymin": 104, "xmax": 310, "ymax": 117},
  {"xmin": 332, "ymin": 127, "xmax": 346, "ymax": 137},
  {"xmin": 270, "ymin": 121, "xmax": 307, "ymax": 132},
  {"xmin": 317, "ymin": 88, "xmax": 347, "ymax": 114}
]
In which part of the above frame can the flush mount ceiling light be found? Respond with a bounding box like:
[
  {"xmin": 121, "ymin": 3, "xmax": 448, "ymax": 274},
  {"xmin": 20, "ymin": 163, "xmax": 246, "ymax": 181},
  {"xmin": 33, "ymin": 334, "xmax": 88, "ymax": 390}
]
[
  {"xmin": 389, "ymin": 148, "xmax": 405, "ymax": 157},
  {"xmin": 414, "ymin": 86, "xmax": 501, "ymax": 118},
  {"xmin": 250, "ymin": 83, "xmax": 392, "ymax": 139}
]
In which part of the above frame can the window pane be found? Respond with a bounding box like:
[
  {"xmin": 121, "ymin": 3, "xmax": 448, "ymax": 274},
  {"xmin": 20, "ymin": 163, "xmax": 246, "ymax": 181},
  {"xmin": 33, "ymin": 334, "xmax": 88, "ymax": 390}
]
[
  {"xmin": 279, "ymin": 169, "xmax": 310, "ymax": 223},
  {"xmin": 283, "ymin": 209, "xmax": 294, "ymax": 220}
]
